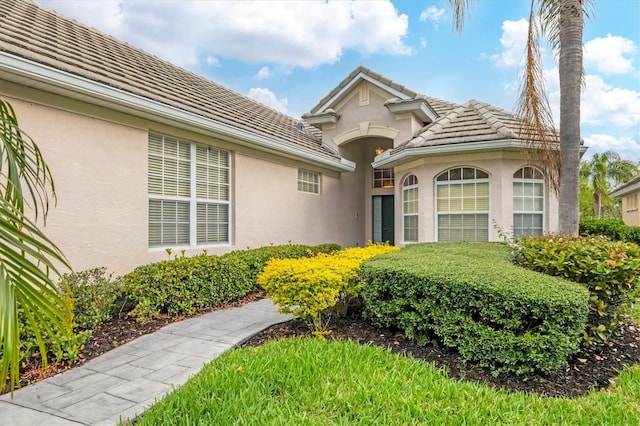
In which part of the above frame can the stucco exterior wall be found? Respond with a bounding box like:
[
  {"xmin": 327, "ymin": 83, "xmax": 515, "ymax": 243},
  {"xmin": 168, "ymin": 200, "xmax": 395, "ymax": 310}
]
[
  {"xmin": 233, "ymin": 153, "xmax": 364, "ymax": 249},
  {"xmin": 622, "ymin": 191, "xmax": 640, "ymax": 226},
  {"xmin": 394, "ymin": 152, "xmax": 560, "ymax": 243},
  {"xmin": 2, "ymin": 88, "xmax": 364, "ymax": 276}
]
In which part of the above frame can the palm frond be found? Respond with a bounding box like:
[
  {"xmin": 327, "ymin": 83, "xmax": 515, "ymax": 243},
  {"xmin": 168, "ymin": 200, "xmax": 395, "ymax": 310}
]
[
  {"xmin": 516, "ymin": 1, "xmax": 561, "ymax": 193},
  {"xmin": 447, "ymin": 0, "xmax": 475, "ymax": 33}
]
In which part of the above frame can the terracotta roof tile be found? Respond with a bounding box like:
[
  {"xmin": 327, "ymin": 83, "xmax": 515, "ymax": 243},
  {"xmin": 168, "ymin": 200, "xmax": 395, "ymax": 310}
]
[{"xmin": 0, "ymin": 0, "xmax": 340, "ymax": 162}]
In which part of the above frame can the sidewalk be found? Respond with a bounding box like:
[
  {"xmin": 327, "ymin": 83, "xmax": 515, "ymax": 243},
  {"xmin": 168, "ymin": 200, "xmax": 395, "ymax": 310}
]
[{"xmin": 0, "ymin": 299, "xmax": 291, "ymax": 426}]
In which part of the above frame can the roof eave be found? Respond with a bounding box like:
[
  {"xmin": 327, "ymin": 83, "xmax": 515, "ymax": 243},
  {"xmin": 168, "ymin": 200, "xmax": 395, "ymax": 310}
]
[
  {"xmin": 610, "ymin": 181, "xmax": 640, "ymax": 198},
  {"xmin": 0, "ymin": 51, "xmax": 355, "ymax": 173},
  {"xmin": 372, "ymin": 139, "xmax": 587, "ymax": 169}
]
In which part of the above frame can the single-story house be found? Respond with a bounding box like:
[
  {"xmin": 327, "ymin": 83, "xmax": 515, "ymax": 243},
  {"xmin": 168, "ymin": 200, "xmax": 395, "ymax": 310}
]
[
  {"xmin": 610, "ymin": 176, "xmax": 640, "ymax": 226},
  {"xmin": 1, "ymin": 0, "xmax": 569, "ymax": 275}
]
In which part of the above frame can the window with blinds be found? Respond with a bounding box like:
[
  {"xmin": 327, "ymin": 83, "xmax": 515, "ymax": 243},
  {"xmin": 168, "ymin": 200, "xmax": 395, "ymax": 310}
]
[
  {"xmin": 436, "ymin": 167, "xmax": 489, "ymax": 242},
  {"xmin": 298, "ymin": 168, "xmax": 320, "ymax": 194},
  {"xmin": 148, "ymin": 133, "xmax": 230, "ymax": 248},
  {"xmin": 513, "ymin": 166, "xmax": 544, "ymax": 237},
  {"xmin": 402, "ymin": 174, "xmax": 418, "ymax": 242}
]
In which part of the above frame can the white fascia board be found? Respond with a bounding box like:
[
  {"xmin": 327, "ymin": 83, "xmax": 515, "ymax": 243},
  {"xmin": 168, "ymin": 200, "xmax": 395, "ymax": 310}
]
[
  {"xmin": 610, "ymin": 180, "xmax": 640, "ymax": 198},
  {"xmin": 372, "ymin": 140, "xmax": 528, "ymax": 168},
  {"xmin": 315, "ymin": 72, "xmax": 410, "ymax": 113},
  {"xmin": 372, "ymin": 140, "xmax": 587, "ymax": 169},
  {"xmin": 0, "ymin": 52, "xmax": 354, "ymax": 173}
]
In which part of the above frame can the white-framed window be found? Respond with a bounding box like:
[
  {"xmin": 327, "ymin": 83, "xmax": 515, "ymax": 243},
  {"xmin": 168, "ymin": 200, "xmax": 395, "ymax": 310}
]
[
  {"xmin": 402, "ymin": 174, "xmax": 418, "ymax": 242},
  {"xmin": 148, "ymin": 133, "xmax": 230, "ymax": 248},
  {"xmin": 627, "ymin": 194, "xmax": 638, "ymax": 211},
  {"xmin": 436, "ymin": 167, "xmax": 489, "ymax": 242},
  {"xmin": 373, "ymin": 168, "xmax": 394, "ymax": 188},
  {"xmin": 298, "ymin": 168, "xmax": 320, "ymax": 194},
  {"xmin": 513, "ymin": 166, "xmax": 544, "ymax": 237}
]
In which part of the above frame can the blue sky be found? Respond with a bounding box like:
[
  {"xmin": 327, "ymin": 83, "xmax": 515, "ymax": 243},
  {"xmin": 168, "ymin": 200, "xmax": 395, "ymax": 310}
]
[{"xmin": 36, "ymin": 0, "xmax": 639, "ymax": 162}]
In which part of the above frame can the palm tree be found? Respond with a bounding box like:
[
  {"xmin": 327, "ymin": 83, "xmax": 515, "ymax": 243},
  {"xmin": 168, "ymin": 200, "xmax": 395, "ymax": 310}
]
[
  {"xmin": 580, "ymin": 151, "xmax": 639, "ymax": 218},
  {"xmin": 448, "ymin": 0, "xmax": 588, "ymax": 235},
  {"xmin": 0, "ymin": 99, "xmax": 73, "ymax": 395}
]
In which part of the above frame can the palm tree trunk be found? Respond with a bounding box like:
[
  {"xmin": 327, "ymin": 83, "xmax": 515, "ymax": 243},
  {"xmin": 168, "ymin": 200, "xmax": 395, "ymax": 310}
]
[
  {"xmin": 557, "ymin": 0, "xmax": 584, "ymax": 235},
  {"xmin": 594, "ymin": 192, "xmax": 601, "ymax": 219}
]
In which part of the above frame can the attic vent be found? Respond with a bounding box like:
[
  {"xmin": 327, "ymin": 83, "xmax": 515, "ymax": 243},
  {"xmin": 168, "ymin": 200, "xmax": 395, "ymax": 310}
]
[{"xmin": 295, "ymin": 121, "xmax": 305, "ymax": 132}]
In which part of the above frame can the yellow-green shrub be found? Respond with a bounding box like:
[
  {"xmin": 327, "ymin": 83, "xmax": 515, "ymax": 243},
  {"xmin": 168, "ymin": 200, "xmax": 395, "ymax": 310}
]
[{"xmin": 258, "ymin": 243, "xmax": 399, "ymax": 334}]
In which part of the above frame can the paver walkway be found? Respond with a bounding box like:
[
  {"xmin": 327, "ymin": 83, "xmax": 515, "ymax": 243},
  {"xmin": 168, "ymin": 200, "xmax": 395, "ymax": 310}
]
[{"xmin": 0, "ymin": 299, "xmax": 291, "ymax": 426}]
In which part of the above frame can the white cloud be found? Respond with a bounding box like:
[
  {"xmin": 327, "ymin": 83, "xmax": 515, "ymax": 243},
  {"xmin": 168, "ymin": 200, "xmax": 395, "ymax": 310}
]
[
  {"xmin": 247, "ymin": 88, "xmax": 288, "ymax": 113},
  {"xmin": 584, "ymin": 34, "xmax": 636, "ymax": 75},
  {"xmin": 36, "ymin": 0, "xmax": 410, "ymax": 69},
  {"xmin": 205, "ymin": 56, "xmax": 221, "ymax": 67},
  {"xmin": 420, "ymin": 6, "xmax": 445, "ymax": 26},
  {"xmin": 543, "ymin": 68, "xmax": 640, "ymax": 130},
  {"xmin": 490, "ymin": 19, "xmax": 530, "ymax": 69},
  {"xmin": 420, "ymin": 37, "xmax": 427, "ymax": 49},
  {"xmin": 583, "ymin": 134, "xmax": 640, "ymax": 162},
  {"xmin": 256, "ymin": 66, "xmax": 272, "ymax": 80}
]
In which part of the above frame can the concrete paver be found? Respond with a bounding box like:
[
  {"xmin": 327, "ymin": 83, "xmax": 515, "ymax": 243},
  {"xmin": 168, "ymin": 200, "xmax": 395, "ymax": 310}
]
[{"xmin": 0, "ymin": 298, "xmax": 291, "ymax": 425}]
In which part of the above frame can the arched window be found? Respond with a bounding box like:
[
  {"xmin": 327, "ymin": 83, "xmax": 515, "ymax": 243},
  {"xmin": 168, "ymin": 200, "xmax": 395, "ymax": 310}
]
[
  {"xmin": 513, "ymin": 166, "xmax": 544, "ymax": 237},
  {"xmin": 436, "ymin": 167, "xmax": 489, "ymax": 242},
  {"xmin": 402, "ymin": 175, "xmax": 418, "ymax": 242}
]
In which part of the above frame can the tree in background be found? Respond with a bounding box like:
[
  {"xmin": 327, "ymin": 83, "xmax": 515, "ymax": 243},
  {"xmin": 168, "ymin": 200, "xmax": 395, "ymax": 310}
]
[
  {"xmin": 580, "ymin": 151, "xmax": 639, "ymax": 218},
  {"xmin": 0, "ymin": 99, "xmax": 72, "ymax": 395},
  {"xmin": 448, "ymin": 0, "xmax": 590, "ymax": 236}
]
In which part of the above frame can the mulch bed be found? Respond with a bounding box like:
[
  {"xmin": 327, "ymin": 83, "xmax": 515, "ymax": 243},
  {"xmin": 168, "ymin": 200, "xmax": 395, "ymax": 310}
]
[
  {"xmin": 4, "ymin": 294, "xmax": 640, "ymax": 399},
  {"xmin": 242, "ymin": 309, "xmax": 640, "ymax": 398}
]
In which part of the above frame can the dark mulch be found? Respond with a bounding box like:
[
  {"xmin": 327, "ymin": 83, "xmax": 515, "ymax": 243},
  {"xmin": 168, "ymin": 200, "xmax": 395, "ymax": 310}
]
[
  {"xmin": 242, "ymin": 310, "xmax": 640, "ymax": 398},
  {"xmin": 5, "ymin": 294, "xmax": 640, "ymax": 399}
]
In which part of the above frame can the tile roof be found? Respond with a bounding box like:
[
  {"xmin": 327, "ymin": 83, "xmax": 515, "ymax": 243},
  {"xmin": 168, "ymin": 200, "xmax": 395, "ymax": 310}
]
[
  {"xmin": 0, "ymin": 0, "xmax": 337, "ymax": 162},
  {"xmin": 390, "ymin": 99, "xmax": 559, "ymax": 156}
]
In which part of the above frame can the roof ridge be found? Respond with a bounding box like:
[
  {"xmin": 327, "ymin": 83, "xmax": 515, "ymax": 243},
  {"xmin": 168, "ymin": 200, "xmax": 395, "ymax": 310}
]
[
  {"xmin": 406, "ymin": 103, "xmax": 468, "ymax": 148},
  {"xmin": 468, "ymin": 99, "xmax": 517, "ymax": 139}
]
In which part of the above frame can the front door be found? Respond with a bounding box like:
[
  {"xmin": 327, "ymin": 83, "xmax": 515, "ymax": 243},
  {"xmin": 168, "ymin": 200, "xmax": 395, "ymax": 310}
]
[{"xmin": 372, "ymin": 195, "xmax": 394, "ymax": 244}]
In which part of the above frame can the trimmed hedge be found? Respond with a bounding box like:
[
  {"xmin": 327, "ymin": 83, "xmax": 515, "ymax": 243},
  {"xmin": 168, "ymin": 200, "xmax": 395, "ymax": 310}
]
[
  {"xmin": 123, "ymin": 244, "xmax": 340, "ymax": 321},
  {"xmin": 580, "ymin": 218, "xmax": 640, "ymax": 244},
  {"xmin": 362, "ymin": 243, "xmax": 589, "ymax": 374}
]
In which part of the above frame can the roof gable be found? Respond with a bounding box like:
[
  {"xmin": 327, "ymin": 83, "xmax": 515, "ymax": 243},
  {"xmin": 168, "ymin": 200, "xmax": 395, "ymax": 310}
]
[{"xmin": 309, "ymin": 66, "xmax": 418, "ymax": 114}]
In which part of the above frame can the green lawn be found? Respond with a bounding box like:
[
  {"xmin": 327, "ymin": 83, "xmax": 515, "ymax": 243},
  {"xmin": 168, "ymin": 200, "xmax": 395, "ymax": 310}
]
[{"xmin": 135, "ymin": 338, "xmax": 640, "ymax": 425}]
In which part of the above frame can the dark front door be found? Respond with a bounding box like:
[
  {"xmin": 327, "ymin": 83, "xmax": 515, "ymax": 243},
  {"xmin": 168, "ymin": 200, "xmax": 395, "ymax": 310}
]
[{"xmin": 372, "ymin": 195, "xmax": 394, "ymax": 244}]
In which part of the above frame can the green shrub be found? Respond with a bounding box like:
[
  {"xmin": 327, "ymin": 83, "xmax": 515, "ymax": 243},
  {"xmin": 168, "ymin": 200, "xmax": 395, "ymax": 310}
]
[
  {"xmin": 122, "ymin": 244, "xmax": 341, "ymax": 322},
  {"xmin": 121, "ymin": 254, "xmax": 246, "ymax": 321},
  {"xmin": 362, "ymin": 243, "xmax": 589, "ymax": 374},
  {"xmin": 14, "ymin": 298, "xmax": 88, "ymax": 370},
  {"xmin": 60, "ymin": 268, "xmax": 123, "ymax": 330},
  {"xmin": 221, "ymin": 243, "xmax": 340, "ymax": 287},
  {"xmin": 258, "ymin": 244, "xmax": 399, "ymax": 334},
  {"xmin": 580, "ymin": 218, "xmax": 640, "ymax": 244},
  {"xmin": 514, "ymin": 235, "xmax": 640, "ymax": 347}
]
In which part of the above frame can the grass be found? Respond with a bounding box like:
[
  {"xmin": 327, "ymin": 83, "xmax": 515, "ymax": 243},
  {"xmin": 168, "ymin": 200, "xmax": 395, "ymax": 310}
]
[{"xmin": 135, "ymin": 338, "xmax": 640, "ymax": 425}]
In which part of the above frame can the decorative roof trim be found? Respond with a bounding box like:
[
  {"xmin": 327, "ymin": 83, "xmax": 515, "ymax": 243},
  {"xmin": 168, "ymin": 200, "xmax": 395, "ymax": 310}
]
[
  {"xmin": 384, "ymin": 98, "xmax": 438, "ymax": 123},
  {"xmin": 314, "ymin": 72, "xmax": 411, "ymax": 114},
  {"xmin": 301, "ymin": 109, "xmax": 340, "ymax": 129},
  {"xmin": 1, "ymin": 51, "xmax": 355, "ymax": 172}
]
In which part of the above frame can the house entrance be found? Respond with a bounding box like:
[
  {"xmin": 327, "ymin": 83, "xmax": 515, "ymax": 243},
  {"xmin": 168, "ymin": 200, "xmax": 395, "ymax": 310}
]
[{"xmin": 372, "ymin": 195, "xmax": 394, "ymax": 244}]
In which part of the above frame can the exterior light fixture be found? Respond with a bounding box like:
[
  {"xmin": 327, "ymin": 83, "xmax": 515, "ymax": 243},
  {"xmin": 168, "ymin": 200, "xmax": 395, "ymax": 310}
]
[{"xmin": 374, "ymin": 147, "xmax": 384, "ymax": 156}]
